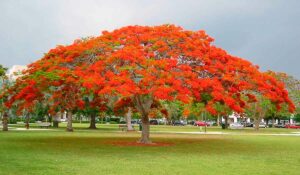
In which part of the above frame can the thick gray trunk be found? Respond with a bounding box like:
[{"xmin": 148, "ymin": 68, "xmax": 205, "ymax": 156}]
[
  {"xmin": 140, "ymin": 114, "xmax": 151, "ymax": 144},
  {"xmin": 126, "ymin": 107, "xmax": 134, "ymax": 131},
  {"xmin": 133, "ymin": 95, "xmax": 153, "ymax": 144},
  {"xmin": 89, "ymin": 113, "xmax": 97, "ymax": 129},
  {"xmin": 2, "ymin": 111, "xmax": 8, "ymax": 131},
  {"xmin": 254, "ymin": 118, "xmax": 260, "ymax": 131},
  {"xmin": 66, "ymin": 111, "xmax": 73, "ymax": 132}
]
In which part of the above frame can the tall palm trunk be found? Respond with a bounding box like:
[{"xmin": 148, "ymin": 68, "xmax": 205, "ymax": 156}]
[
  {"xmin": 66, "ymin": 111, "xmax": 73, "ymax": 132},
  {"xmin": 2, "ymin": 111, "xmax": 8, "ymax": 131}
]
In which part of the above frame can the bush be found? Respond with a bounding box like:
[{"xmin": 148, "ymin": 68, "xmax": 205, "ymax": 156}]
[
  {"xmin": 9, "ymin": 118, "xmax": 17, "ymax": 124},
  {"xmin": 30, "ymin": 118, "xmax": 36, "ymax": 123},
  {"xmin": 110, "ymin": 117, "xmax": 120, "ymax": 123},
  {"xmin": 109, "ymin": 121, "xmax": 119, "ymax": 124},
  {"xmin": 268, "ymin": 124, "xmax": 273, "ymax": 128},
  {"xmin": 294, "ymin": 114, "xmax": 300, "ymax": 123}
]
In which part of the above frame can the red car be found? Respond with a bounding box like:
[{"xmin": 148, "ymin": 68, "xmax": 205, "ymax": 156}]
[
  {"xmin": 194, "ymin": 121, "xmax": 208, "ymax": 126},
  {"xmin": 285, "ymin": 124, "xmax": 300, "ymax": 129}
]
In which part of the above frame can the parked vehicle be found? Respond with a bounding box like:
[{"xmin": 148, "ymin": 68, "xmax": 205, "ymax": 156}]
[
  {"xmin": 149, "ymin": 120, "xmax": 158, "ymax": 125},
  {"xmin": 245, "ymin": 122, "xmax": 253, "ymax": 127},
  {"xmin": 131, "ymin": 120, "xmax": 138, "ymax": 124},
  {"xmin": 188, "ymin": 120, "xmax": 195, "ymax": 125},
  {"xmin": 194, "ymin": 121, "xmax": 208, "ymax": 126},
  {"xmin": 206, "ymin": 121, "xmax": 216, "ymax": 126},
  {"xmin": 253, "ymin": 122, "xmax": 267, "ymax": 128},
  {"xmin": 274, "ymin": 123, "xmax": 285, "ymax": 128},
  {"xmin": 285, "ymin": 124, "xmax": 300, "ymax": 129},
  {"xmin": 229, "ymin": 123, "xmax": 244, "ymax": 129},
  {"xmin": 173, "ymin": 120, "xmax": 185, "ymax": 126}
]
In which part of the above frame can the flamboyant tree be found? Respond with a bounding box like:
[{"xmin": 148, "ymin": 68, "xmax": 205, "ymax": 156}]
[
  {"xmin": 4, "ymin": 25, "xmax": 295, "ymax": 143},
  {"xmin": 267, "ymin": 71, "xmax": 300, "ymax": 113},
  {"xmin": 243, "ymin": 71, "xmax": 296, "ymax": 130},
  {"xmin": 74, "ymin": 25, "xmax": 294, "ymax": 142}
]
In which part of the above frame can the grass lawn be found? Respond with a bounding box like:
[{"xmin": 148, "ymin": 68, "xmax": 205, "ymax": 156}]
[{"xmin": 0, "ymin": 124, "xmax": 299, "ymax": 175}]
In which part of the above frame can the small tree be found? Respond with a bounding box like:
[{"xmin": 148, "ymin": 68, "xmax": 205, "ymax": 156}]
[{"xmin": 0, "ymin": 65, "xmax": 9, "ymax": 131}]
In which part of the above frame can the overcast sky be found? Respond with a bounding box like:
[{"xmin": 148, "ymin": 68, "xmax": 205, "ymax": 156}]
[{"xmin": 0, "ymin": 0, "xmax": 299, "ymax": 78}]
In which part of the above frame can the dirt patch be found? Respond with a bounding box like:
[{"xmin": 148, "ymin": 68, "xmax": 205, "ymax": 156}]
[{"xmin": 106, "ymin": 141, "xmax": 175, "ymax": 147}]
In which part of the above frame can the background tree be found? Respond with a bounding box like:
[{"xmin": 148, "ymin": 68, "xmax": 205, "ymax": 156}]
[
  {"xmin": 162, "ymin": 101, "xmax": 183, "ymax": 125},
  {"xmin": 267, "ymin": 71, "xmax": 300, "ymax": 116},
  {"xmin": 0, "ymin": 64, "xmax": 9, "ymax": 131}
]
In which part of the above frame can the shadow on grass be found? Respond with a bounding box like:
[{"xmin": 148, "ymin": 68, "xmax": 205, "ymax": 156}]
[{"xmin": 0, "ymin": 132, "xmax": 258, "ymax": 157}]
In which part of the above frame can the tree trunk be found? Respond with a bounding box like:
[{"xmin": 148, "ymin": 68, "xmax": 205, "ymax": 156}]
[
  {"xmin": 140, "ymin": 113, "xmax": 151, "ymax": 144},
  {"xmin": 126, "ymin": 107, "xmax": 134, "ymax": 131},
  {"xmin": 66, "ymin": 111, "xmax": 73, "ymax": 132},
  {"xmin": 272, "ymin": 117, "xmax": 275, "ymax": 128},
  {"xmin": 2, "ymin": 111, "xmax": 8, "ymax": 131},
  {"xmin": 217, "ymin": 114, "xmax": 220, "ymax": 127},
  {"xmin": 224, "ymin": 115, "xmax": 228, "ymax": 129},
  {"xmin": 254, "ymin": 118, "xmax": 260, "ymax": 131},
  {"xmin": 52, "ymin": 113, "xmax": 59, "ymax": 128},
  {"xmin": 25, "ymin": 113, "xmax": 30, "ymax": 130},
  {"xmin": 133, "ymin": 95, "xmax": 153, "ymax": 144},
  {"xmin": 89, "ymin": 113, "xmax": 97, "ymax": 129}
]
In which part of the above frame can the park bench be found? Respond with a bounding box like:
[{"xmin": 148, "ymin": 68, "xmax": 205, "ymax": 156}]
[
  {"xmin": 36, "ymin": 121, "xmax": 51, "ymax": 128},
  {"xmin": 118, "ymin": 124, "xmax": 135, "ymax": 131}
]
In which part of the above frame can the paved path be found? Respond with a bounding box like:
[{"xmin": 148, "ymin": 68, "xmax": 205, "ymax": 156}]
[
  {"xmin": 11, "ymin": 128, "xmax": 53, "ymax": 131},
  {"xmin": 151, "ymin": 131, "xmax": 300, "ymax": 136}
]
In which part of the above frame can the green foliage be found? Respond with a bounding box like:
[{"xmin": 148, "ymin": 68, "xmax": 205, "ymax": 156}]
[
  {"xmin": 132, "ymin": 112, "xmax": 140, "ymax": 119},
  {"xmin": 294, "ymin": 113, "xmax": 300, "ymax": 122},
  {"xmin": 8, "ymin": 117, "xmax": 17, "ymax": 124},
  {"xmin": 0, "ymin": 64, "xmax": 8, "ymax": 78},
  {"xmin": 31, "ymin": 102, "xmax": 49, "ymax": 121},
  {"xmin": 31, "ymin": 70, "xmax": 61, "ymax": 81},
  {"xmin": 189, "ymin": 102, "xmax": 205, "ymax": 120},
  {"xmin": 201, "ymin": 93, "xmax": 213, "ymax": 104},
  {"xmin": 162, "ymin": 100, "xmax": 184, "ymax": 120}
]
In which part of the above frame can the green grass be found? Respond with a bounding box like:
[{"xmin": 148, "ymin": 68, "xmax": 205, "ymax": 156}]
[{"xmin": 0, "ymin": 124, "xmax": 299, "ymax": 175}]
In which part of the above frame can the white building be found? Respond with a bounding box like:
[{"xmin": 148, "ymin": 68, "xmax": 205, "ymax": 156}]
[{"xmin": 222, "ymin": 112, "xmax": 294, "ymax": 124}]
